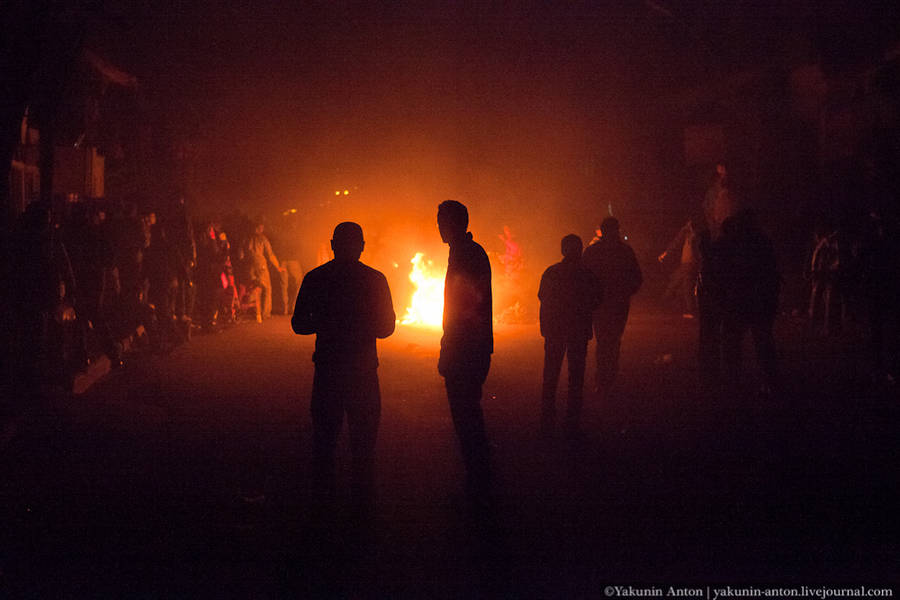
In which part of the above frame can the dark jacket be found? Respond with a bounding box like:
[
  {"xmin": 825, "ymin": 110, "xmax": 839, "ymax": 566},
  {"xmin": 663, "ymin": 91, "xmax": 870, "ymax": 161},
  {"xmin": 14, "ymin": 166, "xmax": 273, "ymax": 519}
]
[
  {"xmin": 538, "ymin": 258, "xmax": 602, "ymax": 341},
  {"xmin": 582, "ymin": 236, "xmax": 642, "ymax": 309},
  {"xmin": 292, "ymin": 258, "xmax": 395, "ymax": 371},
  {"xmin": 441, "ymin": 233, "xmax": 493, "ymax": 357},
  {"xmin": 712, "ymin": 214, "xmax": 779, "ymax": 322}
]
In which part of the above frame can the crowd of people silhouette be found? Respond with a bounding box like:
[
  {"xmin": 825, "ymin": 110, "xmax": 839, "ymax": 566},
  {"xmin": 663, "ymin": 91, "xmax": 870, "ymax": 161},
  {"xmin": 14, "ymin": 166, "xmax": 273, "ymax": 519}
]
[
  {"xmin": 287, "ymin": 170, "xmax": 898, "ymax": 546},
  {"xmin": 291, "ymin": 201, "xmax": 650, "ymax": 523}
]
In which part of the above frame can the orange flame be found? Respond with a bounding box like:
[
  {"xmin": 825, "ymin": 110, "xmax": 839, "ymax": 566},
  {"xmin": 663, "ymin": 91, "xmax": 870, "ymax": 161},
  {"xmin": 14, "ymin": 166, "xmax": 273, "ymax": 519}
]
[
  {"xmin": 497, "ymin": 225, "xmax": 523, "ymax": 277},
  {"xmin": 400, "ymin": 252, "xmax": 445, "ymax": 328}
]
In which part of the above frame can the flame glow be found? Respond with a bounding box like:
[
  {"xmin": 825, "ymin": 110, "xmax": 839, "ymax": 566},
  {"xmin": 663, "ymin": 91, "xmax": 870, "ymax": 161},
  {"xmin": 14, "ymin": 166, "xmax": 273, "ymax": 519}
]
[
  {"xmin": 400, "ymin": 253, "xmax": 445, "ymax": 328},
  {"xmin": 497, "ymin": 225, "xmax": 523, "ymax": 277}
]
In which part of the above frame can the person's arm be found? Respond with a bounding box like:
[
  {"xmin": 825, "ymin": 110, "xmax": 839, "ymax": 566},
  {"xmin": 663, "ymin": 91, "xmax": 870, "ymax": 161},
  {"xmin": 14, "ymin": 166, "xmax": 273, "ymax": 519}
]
[
  {"xmin": 263, "ymin": 237, "xmax": 282, "ymax": 270},
  {"xmin": 374, "ymin": 272, "xmax": 396, "ymax": 339},
  {"xmin": 291, "ymin": 274, "xmax": 316, "ymax": 334},
  {"xmin": 538, "ymin": 268, "xmax": 549, "ymax": 303},
  {"xmin": 478, "ymin": 248, "xmax": 492, "ymax": 307},
  {"xmin": 660, "ymin": 223, "xmax": 688, "ymax": 262}
]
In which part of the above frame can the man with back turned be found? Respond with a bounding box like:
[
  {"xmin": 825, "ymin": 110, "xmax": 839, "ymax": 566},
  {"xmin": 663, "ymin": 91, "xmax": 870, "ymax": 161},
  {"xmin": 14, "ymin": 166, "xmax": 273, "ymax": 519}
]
[
  {"xmin": 582, "ymin": 217, "xmax": 642, "ymax": 401},
  {"xmin": 437, "ymin": 200, "xmax": 493, "ymax": 508},
  {"xmin": 291, "ymin": 222, "xmax": 395, "ymax": 522},
  {"xmin": 539, "ymin": 234, "xmax": 602, "ymax": 439}
]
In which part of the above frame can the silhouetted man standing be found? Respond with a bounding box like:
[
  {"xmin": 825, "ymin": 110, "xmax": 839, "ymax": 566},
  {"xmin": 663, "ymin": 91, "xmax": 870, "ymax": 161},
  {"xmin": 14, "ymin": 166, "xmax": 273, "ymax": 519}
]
[
  {"xmin": 292, "ymin": 222, "xmax": 395, "ymax": 520},
  {"xmin": 539, "ymin": 234, "xmax": 602, "ymax": 438},
  {"xmin": 715, "ymin": 210, "xmax": 779, "ymax": 396},
  {"xmin": 437, "ymin": 200, "xmax": 493, "ymax": 507},
  {"xmin": 582, "ymin": 217, "xmax": 642, "ymax": 400}
]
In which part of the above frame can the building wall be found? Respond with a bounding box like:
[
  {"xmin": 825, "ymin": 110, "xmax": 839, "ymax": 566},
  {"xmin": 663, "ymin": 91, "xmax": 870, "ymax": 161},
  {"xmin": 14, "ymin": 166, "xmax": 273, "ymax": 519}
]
[
  {"xmin": 52, "ymin": 146, "xmax": 105, "ymax": 201},
  {"xmin": 6, "ymin": 117, "xmax": 41, "ymax": 217}
]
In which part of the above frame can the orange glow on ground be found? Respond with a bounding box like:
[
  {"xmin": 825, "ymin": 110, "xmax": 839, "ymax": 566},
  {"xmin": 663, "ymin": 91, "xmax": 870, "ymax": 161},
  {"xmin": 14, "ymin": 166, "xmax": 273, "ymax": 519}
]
[{"xmin": 400, "ymin": 253, "xmax": 445, "ymax": 328}]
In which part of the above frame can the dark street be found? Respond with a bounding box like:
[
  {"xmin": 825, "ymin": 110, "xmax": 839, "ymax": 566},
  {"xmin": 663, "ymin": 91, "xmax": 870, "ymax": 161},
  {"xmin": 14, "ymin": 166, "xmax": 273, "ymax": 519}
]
[
  {"xmin": 2, "ymin": 312, "xmax": 897, "ymax": 596},
  {"xmin": 3, "ymin": 2, "xmax": 900, "ymax": 597}
]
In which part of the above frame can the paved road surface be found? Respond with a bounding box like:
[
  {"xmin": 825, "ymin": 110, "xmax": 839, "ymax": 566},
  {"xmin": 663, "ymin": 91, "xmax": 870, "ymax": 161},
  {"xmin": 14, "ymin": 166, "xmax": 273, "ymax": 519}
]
[{"xmin": 1, "ymin": 312, "xmax": 897, "ymax": 597}]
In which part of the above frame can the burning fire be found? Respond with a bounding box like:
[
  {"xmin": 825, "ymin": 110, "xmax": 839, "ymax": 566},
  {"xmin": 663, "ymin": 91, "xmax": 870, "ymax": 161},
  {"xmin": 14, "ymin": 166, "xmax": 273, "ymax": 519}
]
[
  {"xmin": 398, "ymin": 226, "xmax": 532, "ymax": 328},
  {"xmin": 400, "ymin": 252, "xmax": 445, "ymax": 328}
]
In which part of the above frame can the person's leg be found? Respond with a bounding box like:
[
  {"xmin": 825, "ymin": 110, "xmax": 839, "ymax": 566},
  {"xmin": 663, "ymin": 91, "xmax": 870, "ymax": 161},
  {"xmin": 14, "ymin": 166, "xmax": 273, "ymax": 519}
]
[
  {"xmin": 310, "ymin": 370, "xmax": 344, "ymax": 504},
  {"xmin": 565, "ymin": 339, "xmax": 588, "ymax": 435},
  {"xmin": 592, "ymin": 317, "xmax": 606, "ymax": 393},
  {"xmin": 540, "ymin": 338, "xmax": 566, "ymax": 434},
  {"xmin": 662, "ymin": 268, "xmax": 681, "ymax": 306},
  {"xmin": 808, "ymin": 280, "xmax": 820, "ymax": 323},
  {"xmin": 445, "ymin": 372, "xmax": 491, "ymax": 501},
  {"xmin": 252, "ymin": 287, "xmax": 262, "ymax": 323},
  {"xmin": 751, "ymin": 317, "xmax": 778, "ymax": 393},
  {"xmin": 346, "ymin": 370, "xmax": 382, "ymax": 518},
  {"xmin": 682, "ymin": 267, "xmax": 698, "ymax": 316},
  {"xmin": 697, "ymin": 291, "xmax": 722, "ymax": 387},
  {"xmin": 665, "ymin": 264, "xmax": 690, "ymax": 314},
  {"xmin": 594, "ymin": 306, "xmax": 628, "ymax": 395},
  {"xmin": 721, "ymin": 317, "xmax": 745, "ymax": 388},
  {"xmin": 822, "ymin": 282, "xmax": 833, "ymax": 336},
  {"xmin": 260, "ymin": 270, "xmax": 273, "ymax": 319}
]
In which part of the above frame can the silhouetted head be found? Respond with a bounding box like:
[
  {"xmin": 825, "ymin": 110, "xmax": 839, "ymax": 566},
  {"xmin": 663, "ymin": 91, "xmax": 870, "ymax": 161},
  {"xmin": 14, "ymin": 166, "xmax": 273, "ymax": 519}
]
[
  {"xmin": 561, "ymin": 234, "xmax": 583, "ymax": 260},
  {"xmin": 600, "ymin": 217, "xmax": 620, "ymax": 238},
  {"xmin": 331, "ymin": 221, "xmax": 364, "ymax": 261},
  {"xmin": 722, "ymin": 209, "xmax": 758, "ymax": 239},
  {"xmin": 437, "ymin": 200, "xmax": 468, "ymax": 244},
  {"xmin": 254, "ymin": 221, "xmax": 265, "ymax": 235},
  {"xmin": 721, "ymin": 216, "xmax": 739, "ymax": 238}
]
